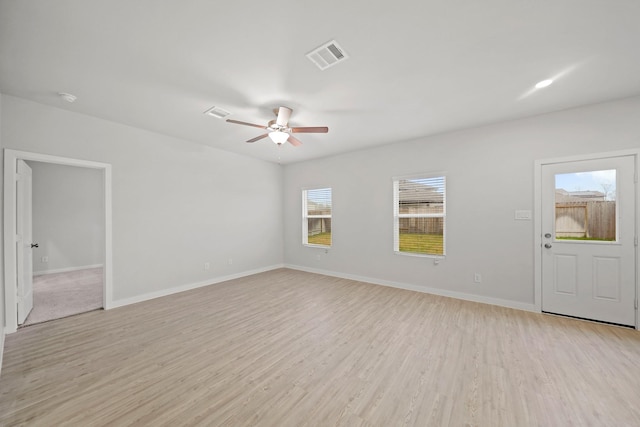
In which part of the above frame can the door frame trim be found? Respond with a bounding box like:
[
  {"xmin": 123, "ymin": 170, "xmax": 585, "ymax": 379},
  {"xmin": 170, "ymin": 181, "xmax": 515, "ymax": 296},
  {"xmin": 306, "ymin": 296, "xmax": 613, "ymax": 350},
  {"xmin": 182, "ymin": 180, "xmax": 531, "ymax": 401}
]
[
  {"xmin": 3, "ymin": 149, "xmax": 113, "ymax": 334},
  {"xmin": 534, "ymin": 149, "xmax": 639, "ymax": 330}
]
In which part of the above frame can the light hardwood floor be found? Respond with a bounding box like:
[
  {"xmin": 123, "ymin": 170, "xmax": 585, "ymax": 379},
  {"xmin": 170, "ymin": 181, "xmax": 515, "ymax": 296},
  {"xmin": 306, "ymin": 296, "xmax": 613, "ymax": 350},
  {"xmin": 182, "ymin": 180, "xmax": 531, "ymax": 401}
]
[{"xmin": 1, "ymin": 269, "xmax": 639, "ymax": 426}]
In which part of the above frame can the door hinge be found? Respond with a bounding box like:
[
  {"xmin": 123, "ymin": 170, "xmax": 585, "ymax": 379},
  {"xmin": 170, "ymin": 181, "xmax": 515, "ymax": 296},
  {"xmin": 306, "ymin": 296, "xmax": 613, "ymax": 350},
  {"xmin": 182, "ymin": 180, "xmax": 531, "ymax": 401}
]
[
  {"xmin": 635, "ymin": 299, "xmax": 638, "ymax": 310},
  {"xmin": 635, "ymin": 236, "xmax": 638, "ymax": 247}
]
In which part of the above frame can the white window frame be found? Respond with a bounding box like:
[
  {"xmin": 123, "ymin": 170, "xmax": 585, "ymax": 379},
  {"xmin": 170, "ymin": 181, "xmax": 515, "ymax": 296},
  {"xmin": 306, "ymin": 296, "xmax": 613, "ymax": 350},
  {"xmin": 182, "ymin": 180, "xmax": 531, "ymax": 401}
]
[
  {"xmin": 393, "ymin": 173, "xmax": 446, "ymax": 258},
  {"xmin": 302, "ymin": 187, "xmax": 332, "ymax": 248}
]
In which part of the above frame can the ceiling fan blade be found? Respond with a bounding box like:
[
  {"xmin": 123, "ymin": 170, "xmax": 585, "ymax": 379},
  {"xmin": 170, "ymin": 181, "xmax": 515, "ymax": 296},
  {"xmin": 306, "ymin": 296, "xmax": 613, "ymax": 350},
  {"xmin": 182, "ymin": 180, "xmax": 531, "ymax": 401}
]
[
  {"xmin": 290, "ymin": 126, "xmax": 329, "ymax": 133},
  {"xmin": 226, "ymin": 119, "xmax": 267, "ymax": 129},
  {"xmin": 276, "ymin": 106, "xmax": 292, "ymax": 127},
  {"xmin": 246, "ymin": 134, "xmax": 269, "ymax": 143},
  {"xmin": 287, "ymin": 135, "xmax": 303, "ymax": 147}
]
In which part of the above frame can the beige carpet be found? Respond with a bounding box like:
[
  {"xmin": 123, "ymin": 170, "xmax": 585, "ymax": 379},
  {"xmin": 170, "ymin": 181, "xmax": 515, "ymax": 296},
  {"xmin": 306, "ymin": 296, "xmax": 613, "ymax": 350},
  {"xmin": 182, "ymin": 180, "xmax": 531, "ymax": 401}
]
[{"xmin": 23, "ymin": 267, "xmax": 103, "ymax": 326}]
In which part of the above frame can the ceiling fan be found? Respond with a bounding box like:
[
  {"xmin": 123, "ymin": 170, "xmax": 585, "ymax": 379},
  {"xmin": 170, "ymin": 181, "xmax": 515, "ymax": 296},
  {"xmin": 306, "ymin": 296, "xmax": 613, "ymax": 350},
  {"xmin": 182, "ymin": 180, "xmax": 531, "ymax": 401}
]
[{"xmin": 226, "ymin": 106, "xmax": 328, "ymax": 146}]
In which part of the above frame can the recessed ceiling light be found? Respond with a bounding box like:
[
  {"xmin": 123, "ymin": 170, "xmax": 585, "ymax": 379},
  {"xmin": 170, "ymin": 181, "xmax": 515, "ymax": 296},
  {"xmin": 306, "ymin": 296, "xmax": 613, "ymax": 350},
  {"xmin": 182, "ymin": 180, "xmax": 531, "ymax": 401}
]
[
  {"xmin": 535, "ymin": 79, "xmax": 553, "ymax": 89},
  {"xmin": 204, "ymin": 106, "xmax": 231, "ymax": 119},
  {"xmin": 58, "ymin": 92, "xmax": 77, "ymax": 103}
]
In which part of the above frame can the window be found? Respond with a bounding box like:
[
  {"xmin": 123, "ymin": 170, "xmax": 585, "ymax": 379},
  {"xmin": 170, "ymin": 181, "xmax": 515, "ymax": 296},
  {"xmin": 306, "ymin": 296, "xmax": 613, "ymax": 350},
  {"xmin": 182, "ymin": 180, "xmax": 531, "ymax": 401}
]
[
  {"xmin": 303, "ymin": 188, "xmax": 332, "ymax": 247},
  {"xmin": 394, "ymin": 175, "xmax": 445, "ymax": 256},
  {"xmin": 554, "ymin": 169, "xmax": 616, "ymax": 241}
]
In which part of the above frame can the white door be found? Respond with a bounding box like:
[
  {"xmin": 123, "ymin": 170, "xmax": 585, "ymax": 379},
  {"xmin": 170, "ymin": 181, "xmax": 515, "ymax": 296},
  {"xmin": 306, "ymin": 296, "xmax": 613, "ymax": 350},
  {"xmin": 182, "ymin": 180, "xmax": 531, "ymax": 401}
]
[
  {"xmin": 541, "ymin": 155, "xmax": 636, "ymax": 326},
  {"xmin": 16, "ymin": 159, "xmax": 35, "ymax": 325}
]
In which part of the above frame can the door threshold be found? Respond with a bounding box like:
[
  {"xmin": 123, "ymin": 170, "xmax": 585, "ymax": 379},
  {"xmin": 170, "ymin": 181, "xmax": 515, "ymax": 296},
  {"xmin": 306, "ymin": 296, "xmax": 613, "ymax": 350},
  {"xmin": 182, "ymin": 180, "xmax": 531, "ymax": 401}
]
[
  {"xmin": 18, "ymin": 308, "xmax": 104, "ymax": 329},
  {"xmin": 542, "ymin": 311, "xmax": 634, "ymax": 329}
]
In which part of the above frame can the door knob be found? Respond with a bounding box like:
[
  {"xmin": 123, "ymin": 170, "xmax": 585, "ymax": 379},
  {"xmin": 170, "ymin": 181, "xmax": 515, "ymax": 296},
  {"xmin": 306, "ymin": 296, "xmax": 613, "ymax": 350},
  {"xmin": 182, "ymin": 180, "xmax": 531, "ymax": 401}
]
[
  {"xmin": 30, "ymin": 243, "xmax": 39, "ymax": 248},
  {"xmin": 544, "ymin": 243, "xmax": 552, "ymax": 249},
  {"xmin": 544, "ymin": 233, "xmax": 552, "ymax": 238}
]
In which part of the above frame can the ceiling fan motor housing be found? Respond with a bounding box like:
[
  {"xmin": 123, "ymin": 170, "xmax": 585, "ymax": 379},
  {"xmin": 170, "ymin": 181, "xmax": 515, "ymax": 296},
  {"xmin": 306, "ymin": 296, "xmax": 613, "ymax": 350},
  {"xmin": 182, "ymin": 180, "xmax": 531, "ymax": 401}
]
[{"xmin": 267, "ymin": 120, "xmax": 288, "ymax": 132}]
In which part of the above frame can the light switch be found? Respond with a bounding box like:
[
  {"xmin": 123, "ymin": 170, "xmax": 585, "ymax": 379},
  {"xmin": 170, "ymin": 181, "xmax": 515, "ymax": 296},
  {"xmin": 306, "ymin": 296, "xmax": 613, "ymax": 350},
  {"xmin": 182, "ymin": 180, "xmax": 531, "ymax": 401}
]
[{"xmin": 515, "ymin": 210, "xmax": 532, "ymax": 220}]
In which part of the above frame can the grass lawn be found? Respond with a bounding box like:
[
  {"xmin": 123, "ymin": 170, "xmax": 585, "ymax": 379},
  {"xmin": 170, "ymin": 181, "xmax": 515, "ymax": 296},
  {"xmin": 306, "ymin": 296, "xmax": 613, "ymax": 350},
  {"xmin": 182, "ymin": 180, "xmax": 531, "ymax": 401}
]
[
  {"xmin": 399, "ymin": 233, "xmax": 443, "ymax": 255},
  {"xmin": 308, "ymin": 232, "xmax": 331, "ymax": 246},
  {"xmin": 556, "ymin": 236, "xmax": 614, "ymax": 241},
  {"xmin": 307, "ymin": 232, "xmax": 443, "ymax": 254}
]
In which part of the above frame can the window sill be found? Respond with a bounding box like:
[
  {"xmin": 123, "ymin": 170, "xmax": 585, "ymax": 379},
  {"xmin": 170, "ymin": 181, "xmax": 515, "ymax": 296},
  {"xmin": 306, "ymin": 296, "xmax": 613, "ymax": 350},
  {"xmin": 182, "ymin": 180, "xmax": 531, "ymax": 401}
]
[
  {"xmin": 394, "ymin": 250, "xmax": 445, "ymax": 259},
  {"xmin": 304, "ymin": 244, "xmax": 331, "ymax": 249}
]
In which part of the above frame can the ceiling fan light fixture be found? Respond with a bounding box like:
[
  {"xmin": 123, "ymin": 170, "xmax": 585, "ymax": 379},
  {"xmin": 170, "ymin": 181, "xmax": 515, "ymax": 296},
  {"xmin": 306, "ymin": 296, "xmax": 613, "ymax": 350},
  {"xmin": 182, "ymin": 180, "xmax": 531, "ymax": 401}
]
[
  {"xmin": 227, "ymin": 106, "xmax": 327, "ymax": 147},
  {"xmin": 269, "ymin": 131, "xmax": 289, "ymax": 145}
]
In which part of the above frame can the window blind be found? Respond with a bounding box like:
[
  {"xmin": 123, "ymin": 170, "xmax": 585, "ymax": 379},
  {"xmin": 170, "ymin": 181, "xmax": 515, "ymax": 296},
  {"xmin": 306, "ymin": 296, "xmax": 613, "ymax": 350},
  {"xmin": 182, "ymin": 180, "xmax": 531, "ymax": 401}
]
[
  {"xmin": 303, "ymin": 188, "xmax": 332, "ymax": 247},
  {"xmin": 394, "ymin": 176, "xmax": 445, "ymax": 256}
]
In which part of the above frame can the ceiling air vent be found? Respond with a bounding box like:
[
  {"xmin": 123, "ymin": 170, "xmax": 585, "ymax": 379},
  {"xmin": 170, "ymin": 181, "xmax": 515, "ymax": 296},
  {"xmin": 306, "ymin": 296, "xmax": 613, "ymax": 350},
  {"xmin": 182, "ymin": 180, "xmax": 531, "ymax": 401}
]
[
  {"xmin": 204, "ymin": 106, "xmax": 231, "ymax": 119},
  {"xmin": 306, "ymin": 40, "xmax": 349, "ymax": 71}
]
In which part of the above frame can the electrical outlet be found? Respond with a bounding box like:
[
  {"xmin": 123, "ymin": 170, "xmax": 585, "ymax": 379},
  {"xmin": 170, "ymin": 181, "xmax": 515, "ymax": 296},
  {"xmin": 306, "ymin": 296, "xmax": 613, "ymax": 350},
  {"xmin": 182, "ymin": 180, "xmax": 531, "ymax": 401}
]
[
  {"xmin": 228, "ymin": 258, "xmax": 233, "ymax": 265},
  {"xmin": 204, "ymin": 262, "xmax": 210, "ymax": 271},
  {"xmin": 474, "ymin": 273, "xmax": 482, "ymax": 283},
  {"xmin": 41, "ymin": 256, "xmax": 49, "ymax": 263}
]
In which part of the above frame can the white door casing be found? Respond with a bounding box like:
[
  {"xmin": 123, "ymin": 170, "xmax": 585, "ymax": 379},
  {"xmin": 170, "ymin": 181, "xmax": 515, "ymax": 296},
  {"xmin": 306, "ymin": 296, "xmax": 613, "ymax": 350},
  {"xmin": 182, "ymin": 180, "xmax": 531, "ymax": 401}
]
[
  {"xmin": 3, "ymin": 149, "xmax": 113, "ymax": 334},
  {"xmin": 16, "ymin": 159, "xmax": 34, "ymax": 324},
  {"xmin": 541, "ymin": 155, "xmax": 636, "ymax": 326}
]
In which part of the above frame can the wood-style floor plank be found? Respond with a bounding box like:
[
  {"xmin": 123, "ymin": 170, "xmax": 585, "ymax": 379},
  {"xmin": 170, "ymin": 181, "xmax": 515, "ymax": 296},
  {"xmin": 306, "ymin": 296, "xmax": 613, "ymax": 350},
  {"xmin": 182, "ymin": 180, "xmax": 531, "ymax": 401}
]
[{"xmin": 1, "ymin": 268, "xmax": 639, "ymax": 426}]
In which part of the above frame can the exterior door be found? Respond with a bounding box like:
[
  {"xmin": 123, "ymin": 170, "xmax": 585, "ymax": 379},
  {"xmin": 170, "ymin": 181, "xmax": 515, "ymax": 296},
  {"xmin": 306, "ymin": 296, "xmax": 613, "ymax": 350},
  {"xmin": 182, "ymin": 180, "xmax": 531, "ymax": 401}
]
[
  {"xmin": 16, "ymin": 159, "xmax": 34, "ymax": 324},
  {"xmin": 541, "ymin": 155, "xmax": 636, "ymax": 326}
]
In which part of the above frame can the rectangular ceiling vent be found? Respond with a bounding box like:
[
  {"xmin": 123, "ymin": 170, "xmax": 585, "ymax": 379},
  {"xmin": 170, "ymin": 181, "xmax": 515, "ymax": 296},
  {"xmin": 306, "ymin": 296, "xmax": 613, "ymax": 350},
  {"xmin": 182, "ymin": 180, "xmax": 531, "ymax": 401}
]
[
  {"xmin": 204, "ymin": 106, "xmax": 231, "ymax": 119},
  {"xmin": 306, "ymin": 40, "xmax": 349, "ymax": 71}
]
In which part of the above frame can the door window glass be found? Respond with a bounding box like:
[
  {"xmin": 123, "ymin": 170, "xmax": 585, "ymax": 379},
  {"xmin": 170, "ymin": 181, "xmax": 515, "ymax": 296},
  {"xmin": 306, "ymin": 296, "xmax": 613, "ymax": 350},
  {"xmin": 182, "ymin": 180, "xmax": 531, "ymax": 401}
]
[{"xmin": 554, "ymin": 169, "xmax": 616, "ymax": 241}]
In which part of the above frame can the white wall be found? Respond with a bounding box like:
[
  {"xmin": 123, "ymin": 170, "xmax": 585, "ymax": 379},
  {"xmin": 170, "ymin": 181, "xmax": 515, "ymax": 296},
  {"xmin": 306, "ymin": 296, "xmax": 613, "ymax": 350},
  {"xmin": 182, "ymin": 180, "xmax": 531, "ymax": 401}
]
[
  {"xmin": 1, "ymin": 95, "xmax": 284, "ymax": 303},
  {"xmin": 283, "ymin": 96, "xmax": 640, "ymax": 307},
  {"xmin": 29, "ymin": 161, "xmax": 104, "ymax": 274},
  {"xmin": 2, "ymin": 93, "xmax": 638, "ymax": 333}
]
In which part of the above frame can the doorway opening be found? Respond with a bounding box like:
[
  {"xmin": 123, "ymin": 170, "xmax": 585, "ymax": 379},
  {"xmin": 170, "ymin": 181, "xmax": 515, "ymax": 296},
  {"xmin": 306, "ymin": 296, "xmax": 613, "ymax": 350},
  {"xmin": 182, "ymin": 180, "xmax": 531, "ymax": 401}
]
[
  {"xmin": 21, "ymin": 161, "xmax": 105, "ymax": 326},
  {"xmin": 3, "ymin": 150, "xmax": 113, "ymax": 333}
]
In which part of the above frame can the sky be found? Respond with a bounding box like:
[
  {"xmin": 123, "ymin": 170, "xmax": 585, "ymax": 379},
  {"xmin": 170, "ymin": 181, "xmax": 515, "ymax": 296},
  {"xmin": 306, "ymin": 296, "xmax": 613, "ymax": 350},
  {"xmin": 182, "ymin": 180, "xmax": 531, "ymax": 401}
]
[{"xmin": 555, "ymin": 169, "xmax": 616, "ymax": 199}]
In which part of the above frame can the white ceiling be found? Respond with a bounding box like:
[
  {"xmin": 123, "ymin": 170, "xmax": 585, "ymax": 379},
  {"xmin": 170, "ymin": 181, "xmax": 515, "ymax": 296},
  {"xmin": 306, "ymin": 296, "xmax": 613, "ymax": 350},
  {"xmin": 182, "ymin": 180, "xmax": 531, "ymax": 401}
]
[{"xmin": 1, "ymin": 1, "xmax": 639, "ymax": 164}]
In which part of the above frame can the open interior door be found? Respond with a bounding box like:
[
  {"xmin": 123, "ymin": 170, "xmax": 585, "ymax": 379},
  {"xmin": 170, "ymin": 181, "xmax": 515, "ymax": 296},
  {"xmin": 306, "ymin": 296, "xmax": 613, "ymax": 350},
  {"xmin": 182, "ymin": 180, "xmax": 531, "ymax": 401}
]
[{"xmin": 16, "ymin": 159, "xmax": 34, "ymax": 325}]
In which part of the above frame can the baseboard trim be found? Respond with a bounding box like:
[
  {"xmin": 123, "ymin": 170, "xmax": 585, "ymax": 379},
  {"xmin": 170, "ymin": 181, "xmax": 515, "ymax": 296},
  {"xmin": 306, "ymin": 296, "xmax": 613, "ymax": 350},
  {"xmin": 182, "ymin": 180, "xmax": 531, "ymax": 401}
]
[
  {"xmin": 34, "ymin": 264, "xmax": 104, "ymax": 276},
  {"xmin": 109, "ymin": 264, "xmax": 285, "ymax": 309},
  {"xmin": 285, "ymin": 264, "xmax": 538, "ymax": 313},
  {"xmin": 0, "ymin": 329, "xmax": 5, "ymax": 377}
]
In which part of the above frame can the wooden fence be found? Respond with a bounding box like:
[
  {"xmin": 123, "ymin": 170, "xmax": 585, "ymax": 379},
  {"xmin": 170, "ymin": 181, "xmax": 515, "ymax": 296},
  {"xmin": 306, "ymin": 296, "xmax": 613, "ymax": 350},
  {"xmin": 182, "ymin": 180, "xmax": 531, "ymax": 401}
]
[
  {"xmin": 399, "ymin": 204, "xmax": 444, "ymax": 235},
  {"xmin": 555, "ymin": 201, "xmax": 615, "ymax": 240},
  {"xmin": 399, "ymin": 217, "xmax": 444, "ymax": 235},
  {"xmin": 308, "ymin": 218, "xmax": 331, "ymax": 236}
]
